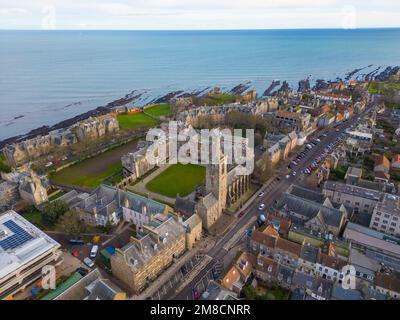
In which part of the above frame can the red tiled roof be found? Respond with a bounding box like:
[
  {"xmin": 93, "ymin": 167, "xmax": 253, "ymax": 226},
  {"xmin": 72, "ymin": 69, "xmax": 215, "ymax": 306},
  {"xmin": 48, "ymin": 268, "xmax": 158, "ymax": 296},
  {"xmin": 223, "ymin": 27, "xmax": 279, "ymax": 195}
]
[
  {"xmin": 374, "ymin": 274, "xmax": 400, "ymax": 294},
  {"xmin": 375, "ymin": 155, "xmax": 390, "ymax": 170},
  {"xmin": 276, "ymin": 238, "xmax": 302, "ymax": 257},
  {"xmin": 251, "ymin": 230, "xmax": 277, "ymax": 249}
]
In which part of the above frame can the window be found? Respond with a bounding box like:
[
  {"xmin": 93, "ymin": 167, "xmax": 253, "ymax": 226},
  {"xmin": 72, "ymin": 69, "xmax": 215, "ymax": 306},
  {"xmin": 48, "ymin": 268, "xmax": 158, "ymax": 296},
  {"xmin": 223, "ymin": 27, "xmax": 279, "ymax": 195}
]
[
  {"xmin": 375, "ymin": 217, "xmax": 380, "ymax": 221},
  {"xmin": 373, "ymin": 222, "xmax": 379, "ymax": 227},
  {"xmin": 384, "ymin": 214, "xmax": 390, "ymax": 219},
  {"xmin": 382, "ymin": 220, "xmax": 388, "ymax": 224},
  {"xmin": 376, "ymin": 212, "xmax": 382, "ymax": 216},
  {"xmin": 391, "ymin": 222, "xmax": 397, "ymax": 227},
  {"xmin": 393, "ymin": 217, "xmax": 398, "ymax": 221}
]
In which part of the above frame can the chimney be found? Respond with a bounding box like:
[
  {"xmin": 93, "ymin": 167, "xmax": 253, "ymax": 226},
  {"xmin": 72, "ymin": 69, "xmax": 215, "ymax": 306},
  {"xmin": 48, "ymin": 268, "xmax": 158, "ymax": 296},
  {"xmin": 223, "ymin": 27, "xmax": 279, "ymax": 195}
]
[{"xmin": 92, "ymin": 207, "xmax": 97, "ymax": 216}]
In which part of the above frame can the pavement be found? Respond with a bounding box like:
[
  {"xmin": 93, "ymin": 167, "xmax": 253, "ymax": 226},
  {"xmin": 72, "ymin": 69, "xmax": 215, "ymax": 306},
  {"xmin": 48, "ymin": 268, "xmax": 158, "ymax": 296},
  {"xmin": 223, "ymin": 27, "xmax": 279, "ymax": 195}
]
[
  {"xmin": 127, "ymin": 164, "xmax": 176, "ymax": 204},
  {"xmin": 172, "ymin": 97, "xmax": 376, "ymax": 300}
]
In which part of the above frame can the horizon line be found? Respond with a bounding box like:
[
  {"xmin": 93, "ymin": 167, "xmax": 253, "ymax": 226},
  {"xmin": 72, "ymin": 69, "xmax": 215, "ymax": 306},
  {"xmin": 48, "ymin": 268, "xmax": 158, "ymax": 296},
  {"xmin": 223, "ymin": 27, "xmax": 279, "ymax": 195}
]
[{"xmin": 1, "ymin": 26, "xmax": 400, "ymax": 32}]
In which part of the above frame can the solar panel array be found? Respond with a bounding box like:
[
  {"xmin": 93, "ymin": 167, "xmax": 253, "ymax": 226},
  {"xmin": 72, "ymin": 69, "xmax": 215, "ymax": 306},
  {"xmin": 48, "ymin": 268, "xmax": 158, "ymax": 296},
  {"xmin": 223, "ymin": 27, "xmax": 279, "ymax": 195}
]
[{"xmin": 0, "ymin": 220, "xmax": 34, "ymax": 251}]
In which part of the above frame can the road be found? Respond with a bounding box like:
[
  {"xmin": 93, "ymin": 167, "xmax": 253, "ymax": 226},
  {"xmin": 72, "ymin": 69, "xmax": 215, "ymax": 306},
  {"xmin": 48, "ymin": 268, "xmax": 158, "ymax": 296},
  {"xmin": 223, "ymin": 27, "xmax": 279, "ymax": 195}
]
[{"xmin": 172, "ymin": 98, "xmax": 375, "ymax": 300}]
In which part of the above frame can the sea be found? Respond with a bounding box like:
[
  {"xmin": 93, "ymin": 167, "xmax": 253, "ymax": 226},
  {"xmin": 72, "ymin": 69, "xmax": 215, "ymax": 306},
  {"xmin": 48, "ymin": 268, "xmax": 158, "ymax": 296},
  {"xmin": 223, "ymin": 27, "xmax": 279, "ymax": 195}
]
[{"xmin": 1, "ymin": 28, "xmax": 400, "ymax": 141}]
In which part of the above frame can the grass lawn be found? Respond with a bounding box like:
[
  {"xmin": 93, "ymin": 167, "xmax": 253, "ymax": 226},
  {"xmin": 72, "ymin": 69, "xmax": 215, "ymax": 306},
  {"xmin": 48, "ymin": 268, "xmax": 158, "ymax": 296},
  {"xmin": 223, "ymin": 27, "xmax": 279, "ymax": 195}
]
[
  {"xmin": 146, "ymin": 164, "xmax": 206, "ymax": 198},
  {"xmin": 145, "ymin": 103, "xmax": 171, "ymax": 117},
  {"xmin": 0, "ymin": 153, "xmax": 11, "ymax": 173},
  {"xmin": 51, "ymin": 162, "xmax": 122, "ymax": 189},
  {"xmin": 48, "ymin": 191, "xmax": 66, "ymax": 202},
  {"xmin": 117, "ymin": 112, "xmax": 158, "ymax": 129},
  {"xmin": 50, "ymin": 140, "xmax": 137, "ymax": 189}
]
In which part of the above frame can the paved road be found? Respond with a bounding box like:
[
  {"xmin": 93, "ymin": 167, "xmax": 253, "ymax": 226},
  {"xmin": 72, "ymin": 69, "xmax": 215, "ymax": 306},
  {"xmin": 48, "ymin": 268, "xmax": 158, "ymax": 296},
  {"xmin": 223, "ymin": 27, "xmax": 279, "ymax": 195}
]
[{"xmin": 172, "ymin": 98, "xmax": 375, "ymax": 300}]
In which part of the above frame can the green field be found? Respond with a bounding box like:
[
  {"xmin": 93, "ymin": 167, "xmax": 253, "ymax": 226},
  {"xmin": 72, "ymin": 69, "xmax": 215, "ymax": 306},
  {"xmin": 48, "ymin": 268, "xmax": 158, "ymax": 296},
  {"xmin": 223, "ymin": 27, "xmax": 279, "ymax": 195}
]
[
  {"xmin": 51, "ymin": 162, "xmax": 122, "ymax": 189},
  {"xmin": 146, "ymin": 164, "xmax": 206, "ymax": 198},
  {"xmin": 0, "ymin": 153, "xmax": 11, "ymax": 173},
  {"xmin": 145, "ymin": 103, "xmax": 171, "ymax": 117},
  {"xmin": 117, "ymin": 112, "xmax": 158, "ymax": 129},
  {"xmin": 50, "ymin": 140, "xmax": 138, "ymax": 189}
]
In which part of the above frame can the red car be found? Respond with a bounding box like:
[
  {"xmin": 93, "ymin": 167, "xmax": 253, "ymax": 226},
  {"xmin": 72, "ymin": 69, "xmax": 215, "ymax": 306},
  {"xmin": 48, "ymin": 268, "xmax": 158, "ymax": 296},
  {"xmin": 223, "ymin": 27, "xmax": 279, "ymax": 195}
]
[
  {"xmin": 239, "ymin": 211, "xmax": 245, "ymax": 218},
  {"xmin": 72, "ymin": 250, "xmax": 79, "ymax": 258}
]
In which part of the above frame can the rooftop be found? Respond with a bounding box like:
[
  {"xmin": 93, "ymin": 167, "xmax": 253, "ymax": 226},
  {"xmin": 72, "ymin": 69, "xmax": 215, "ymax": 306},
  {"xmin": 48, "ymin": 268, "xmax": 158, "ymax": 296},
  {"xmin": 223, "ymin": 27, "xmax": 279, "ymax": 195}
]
[
  {"xmin": 344, "ymin": 222, "xmax": 400, "ymax": 257},
  {"xmin": 0, "ymin": 210, "xmax": 60, "ymax": 280},
  {"xmin": 323, "ymin": 180, "xmax": 383, "ymax": 202}
]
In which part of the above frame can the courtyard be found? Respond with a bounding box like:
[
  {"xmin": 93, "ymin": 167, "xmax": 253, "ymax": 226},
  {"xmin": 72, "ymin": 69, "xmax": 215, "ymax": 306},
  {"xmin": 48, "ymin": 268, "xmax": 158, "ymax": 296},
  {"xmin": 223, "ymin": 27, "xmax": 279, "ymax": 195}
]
[{"xmin": 145, "ymin": 163, "xmax": 206, "ymax": 198}]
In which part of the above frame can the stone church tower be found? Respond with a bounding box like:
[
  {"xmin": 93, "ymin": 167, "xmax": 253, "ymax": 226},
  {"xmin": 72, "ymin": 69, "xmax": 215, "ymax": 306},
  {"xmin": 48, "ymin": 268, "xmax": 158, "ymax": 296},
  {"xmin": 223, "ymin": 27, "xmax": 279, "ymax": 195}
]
[{"xmin": 205, "ymin": 146, "xmax": 228, "ymax": 213}]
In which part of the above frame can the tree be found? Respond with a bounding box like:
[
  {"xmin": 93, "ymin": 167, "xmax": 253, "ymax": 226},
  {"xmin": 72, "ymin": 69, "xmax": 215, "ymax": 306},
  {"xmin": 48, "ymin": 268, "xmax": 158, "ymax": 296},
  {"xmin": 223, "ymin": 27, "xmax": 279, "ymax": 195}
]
[
  {"xmin": 41, "ymin": 200, "xmax": 69, "ymax": 225},
  {"xmin": 57, "ymin": 210, "xmax": 87, "ymax": 237}
]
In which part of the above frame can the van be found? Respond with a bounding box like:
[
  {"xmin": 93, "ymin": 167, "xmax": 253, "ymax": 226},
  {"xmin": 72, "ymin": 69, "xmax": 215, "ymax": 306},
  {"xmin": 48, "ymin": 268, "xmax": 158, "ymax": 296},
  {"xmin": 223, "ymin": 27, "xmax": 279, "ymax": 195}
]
[{"xmin": 90, "ymin": 245, "xmax": 99, "ymax": 258}]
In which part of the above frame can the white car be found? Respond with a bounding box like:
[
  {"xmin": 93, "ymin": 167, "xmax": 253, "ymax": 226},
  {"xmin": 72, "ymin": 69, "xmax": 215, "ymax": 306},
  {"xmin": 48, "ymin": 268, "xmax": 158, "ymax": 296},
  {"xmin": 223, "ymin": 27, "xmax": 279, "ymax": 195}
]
[
  {"xmin": 286, "ymin": 175, "xmax": 291, "ymax": 179},
  {"xmin": 258, "ymin": 204, "xmax": 266, "ymax": 211},
  {"xmin": 292, "ymin": 171, "xmax": 297, "ymax": 176},
  {"xmin": 258, "ymin": 192, "xmax": 265, "ymax": 197},
  {"xmin": 90, "ymin": 245, "xmax": 99, "ymax": 258},
  {"xmin": 84, "ymin": 257, "xmax": 95, "ymax": 268}
]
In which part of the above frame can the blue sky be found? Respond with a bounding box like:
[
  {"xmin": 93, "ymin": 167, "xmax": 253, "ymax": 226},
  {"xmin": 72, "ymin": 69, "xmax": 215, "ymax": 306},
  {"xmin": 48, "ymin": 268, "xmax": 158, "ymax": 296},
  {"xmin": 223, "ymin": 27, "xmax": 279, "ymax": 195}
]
[{"xmin": 0, "ymin": 0, "xmax": 399, "ymax": 30}]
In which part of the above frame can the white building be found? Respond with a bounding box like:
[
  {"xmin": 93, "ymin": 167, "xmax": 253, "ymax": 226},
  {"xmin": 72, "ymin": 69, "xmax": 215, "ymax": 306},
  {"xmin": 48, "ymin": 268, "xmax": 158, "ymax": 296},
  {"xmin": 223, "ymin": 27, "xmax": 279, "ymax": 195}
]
[{"xmin": 0, "ymin": 210, "xmax": 62, "ymax": 299}]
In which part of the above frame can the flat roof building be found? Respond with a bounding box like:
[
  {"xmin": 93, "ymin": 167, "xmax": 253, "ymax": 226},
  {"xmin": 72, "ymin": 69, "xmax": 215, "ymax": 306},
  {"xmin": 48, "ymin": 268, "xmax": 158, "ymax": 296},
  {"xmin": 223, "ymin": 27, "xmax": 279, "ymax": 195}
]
[{"xmin": 0, "ymin": 210, "xmax": 62, "ymax": 299}]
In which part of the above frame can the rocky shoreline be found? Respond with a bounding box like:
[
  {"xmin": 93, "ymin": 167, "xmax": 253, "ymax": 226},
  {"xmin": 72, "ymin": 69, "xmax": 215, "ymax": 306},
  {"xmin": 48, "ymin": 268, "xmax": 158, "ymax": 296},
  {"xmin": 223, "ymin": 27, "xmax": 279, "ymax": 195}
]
[{"xmin": 1, "ymin": 64, "xmax": 399, "ymax": 150}]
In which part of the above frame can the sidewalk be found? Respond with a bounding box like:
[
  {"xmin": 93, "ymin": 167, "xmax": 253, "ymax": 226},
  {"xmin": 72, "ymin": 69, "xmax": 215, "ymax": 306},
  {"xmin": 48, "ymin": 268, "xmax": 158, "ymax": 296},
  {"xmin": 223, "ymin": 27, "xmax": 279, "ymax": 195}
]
[{"xmin": 127, "ymin": 165, "xmax": 176, "ymax": 204}]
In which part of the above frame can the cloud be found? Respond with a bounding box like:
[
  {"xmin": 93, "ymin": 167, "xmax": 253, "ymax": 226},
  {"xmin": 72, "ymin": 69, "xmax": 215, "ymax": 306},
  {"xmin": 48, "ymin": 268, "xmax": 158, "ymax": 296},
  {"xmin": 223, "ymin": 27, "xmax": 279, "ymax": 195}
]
[
  {"xmin": 0, "ymin": 8, "xmax": 28, "ymax": 15},
  {"xmin": 0, "ymin": 0, "xmax": 399, "ymax": 29}
]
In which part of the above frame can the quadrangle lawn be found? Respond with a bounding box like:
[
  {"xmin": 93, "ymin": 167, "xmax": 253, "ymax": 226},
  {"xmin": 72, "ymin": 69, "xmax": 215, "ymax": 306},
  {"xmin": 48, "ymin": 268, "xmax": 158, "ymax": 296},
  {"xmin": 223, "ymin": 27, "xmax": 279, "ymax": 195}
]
[
  {"xmin": 117, "ymin": 112, "xmax": 158, "ymax": 129},
  {"xmin": 146, "ymin": 164, "xmax": 206, "ymax": 198},
  {"xmin": 145, "ymin": 103, "xmax": 171, "ymax": 117},
  {"xmin": 50, "ymin": 139, "xmax": 138, "ymax": 189}
]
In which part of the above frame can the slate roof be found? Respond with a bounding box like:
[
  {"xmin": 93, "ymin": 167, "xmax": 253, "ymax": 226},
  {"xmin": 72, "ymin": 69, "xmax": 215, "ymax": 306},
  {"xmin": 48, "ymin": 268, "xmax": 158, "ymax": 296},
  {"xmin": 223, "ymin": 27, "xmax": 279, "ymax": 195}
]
[
  {"xmin": 332, "ymin": 285, "xmax": 363, "ymax": 300},
  {"xmin": 175, "ymin": 196, "xmax": 196, "ymax": 217},
  {"xmin": 300, "ymin": 244, "xmax": 319, "ymax": 264},
  {"xmin": 289, "ymin": 185, "xmax": 325, "ymax": 203},
  {"xmin": 276, "ymin": 192, "xmax": 343, "ymax": 229},
  {"xmin": 292, "ymin": 271, "xmax": 314, "ymax": 290}
]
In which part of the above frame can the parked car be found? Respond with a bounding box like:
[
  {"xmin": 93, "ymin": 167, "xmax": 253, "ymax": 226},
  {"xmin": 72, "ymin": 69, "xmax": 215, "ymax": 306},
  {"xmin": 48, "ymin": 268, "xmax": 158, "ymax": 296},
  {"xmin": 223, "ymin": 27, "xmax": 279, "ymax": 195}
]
[
  {"xmin": 258, "ymin": 203, "xmax": 266, "ymax": 210},
  {"xmin": 84, "ymin": 257, "xmax": 95, "ymax": 268}
]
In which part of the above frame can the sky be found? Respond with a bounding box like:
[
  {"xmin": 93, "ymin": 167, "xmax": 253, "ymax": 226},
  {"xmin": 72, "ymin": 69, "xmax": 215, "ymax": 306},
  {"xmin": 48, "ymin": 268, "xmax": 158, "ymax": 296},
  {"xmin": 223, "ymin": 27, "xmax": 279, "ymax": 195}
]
[{"xmin": 0, "ymin": 0, "xmax": 399, "ymax": 30}]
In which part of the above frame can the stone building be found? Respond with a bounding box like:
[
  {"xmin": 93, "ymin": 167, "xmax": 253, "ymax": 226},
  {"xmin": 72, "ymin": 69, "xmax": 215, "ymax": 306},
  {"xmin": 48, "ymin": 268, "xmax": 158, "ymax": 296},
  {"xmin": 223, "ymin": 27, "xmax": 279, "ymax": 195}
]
[
  {"xmin": 75, "ymin": 115, "xmax": 119, "ymax": 142},
  {"xmin": 0, "ymin": 181, "xmax": 19, "ymax": 211},
  {"xmin": 195, "ymin": 150, "xmax": 228, "ymax": 230},
  {"xmin": 182, "ymin": 213, "xmax": 202, "ymax": 250},
  {"xmin": 121, "ymin": 136, "xmax": 169, "ymax": 178},
  {"xmin": 110, "ymin": 216, "xmax": 186, "ymax": 293},
  {"xmin": 18, "ymin": 172, "xmax": 48, "ymax": 206},
  {"xmin": 265, "ymin": 131, "xmax": 298, "ymax": 166},
  {"xmin": 226, "ymin": 165, "xmax": 251, "ymax": 207}
]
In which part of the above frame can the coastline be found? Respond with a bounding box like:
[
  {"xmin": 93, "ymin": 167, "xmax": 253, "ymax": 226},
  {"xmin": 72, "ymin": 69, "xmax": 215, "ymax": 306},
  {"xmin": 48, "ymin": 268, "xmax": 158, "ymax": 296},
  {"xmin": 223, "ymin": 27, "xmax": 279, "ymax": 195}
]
[{"xmin": 0, "ymin": 64, "xmax": 398, "ymax": 150}]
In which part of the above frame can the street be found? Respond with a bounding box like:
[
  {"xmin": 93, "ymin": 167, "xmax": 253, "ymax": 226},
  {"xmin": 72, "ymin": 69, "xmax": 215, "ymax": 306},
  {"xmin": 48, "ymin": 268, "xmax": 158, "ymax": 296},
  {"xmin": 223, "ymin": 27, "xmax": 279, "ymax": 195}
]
[{"xmin": 172, "ymin": 98, "xmax": 375, "ymax": 300}]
